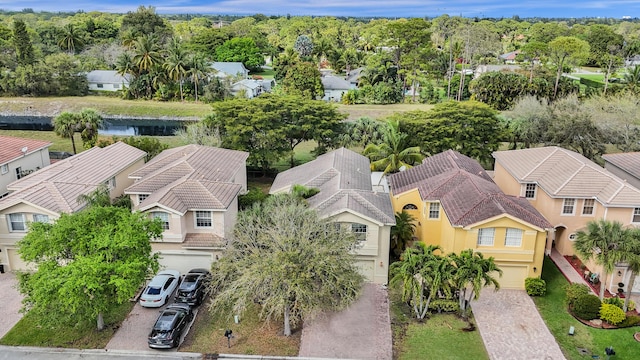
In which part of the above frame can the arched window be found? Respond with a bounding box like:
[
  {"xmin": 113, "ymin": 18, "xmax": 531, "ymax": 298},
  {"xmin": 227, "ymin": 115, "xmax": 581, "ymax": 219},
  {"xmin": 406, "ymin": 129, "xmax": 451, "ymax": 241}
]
[{"xmin": 402, "ymin": 204, "xmax": 418, "ymax": 210}]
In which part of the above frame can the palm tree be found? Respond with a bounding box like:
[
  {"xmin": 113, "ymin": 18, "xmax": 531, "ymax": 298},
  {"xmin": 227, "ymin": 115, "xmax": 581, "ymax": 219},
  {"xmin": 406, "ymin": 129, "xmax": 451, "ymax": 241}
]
[
  {"xmin": 624, "ymin": 65, "xmax": 640, "ymax": 94},
  {"xmin": 57, "ymin": 23, "xmax": 84, "ymax": 54},
  {"xmin": 164, "ymin": 38, "xmax": 188, "ymax": 101},
  {"xmin": 115, "ymin": 53, "xmax": 137, "ymax": 78},
  {"xmin": 133, "ymin": 34, "xmax": 162, "ymax": 73},
  {"xmin": 188, "ymin": 54, "xmax": 210, "ymax": 103},
  {"xmin": 451, "ymin": 249, "xmax": 502, "ymax": 320},
  {"xmin": 391, "ymin": 211, "xmax": 417, "ymax": 259},
  {"xmin": 618, "ymin": 228, "xmax": 640, "ymax": 311},
  {"xmin": 77, "ymin": 108, "xmax": 103, "ymax": 149},
  {"xmin": 363, "ymin": 120, "xmax": 423, "ymax": 176},
  {"xmin": 53, "ymin": 111, "xmax": 80, "ymax": 154},
  {"xmin": 574, "ymin": 219, "xmax": 628, "ymax": 300}
]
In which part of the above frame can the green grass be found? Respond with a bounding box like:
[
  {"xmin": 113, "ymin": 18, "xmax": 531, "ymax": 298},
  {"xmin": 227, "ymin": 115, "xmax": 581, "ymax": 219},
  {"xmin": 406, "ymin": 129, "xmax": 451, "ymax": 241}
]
[
  {"xmin": 252, "ymin": 68, "xmax": 275, "ymax": 79},
  {"xmin": 0, "ymin": 301, "xmax": 134, "ymax": 348},
  {"xmin": 533, "ymin": 257, "xmax": 639, "ymax": 360},
  {"xmin": 571, "ymin": 74, "xmax": 605, "ymax": 82}
]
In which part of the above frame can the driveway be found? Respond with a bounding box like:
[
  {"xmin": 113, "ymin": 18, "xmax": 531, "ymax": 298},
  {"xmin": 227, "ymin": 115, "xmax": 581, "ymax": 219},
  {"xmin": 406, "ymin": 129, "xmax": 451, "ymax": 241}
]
[
  {"xmin": 0, "ymin": 272, "xmax": 24, "ymax": 339},
  {"xmin": 471, "ymin": 288, "xmax": 565, "ymax": 360},
  {"xmin": 298, "ymin": 283, "xmax": 392, "ymax": 360}
]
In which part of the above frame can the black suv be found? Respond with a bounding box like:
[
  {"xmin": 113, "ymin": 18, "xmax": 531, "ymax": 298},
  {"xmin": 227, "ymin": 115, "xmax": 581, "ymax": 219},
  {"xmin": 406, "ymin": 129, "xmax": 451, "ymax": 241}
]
[
  {"xmin": 175, "ymin": 268, "xmax": 211, "ymax": 306},
  {"xmin": 148, "ymin": 303, "xmax": 193, "ymax": 349}
]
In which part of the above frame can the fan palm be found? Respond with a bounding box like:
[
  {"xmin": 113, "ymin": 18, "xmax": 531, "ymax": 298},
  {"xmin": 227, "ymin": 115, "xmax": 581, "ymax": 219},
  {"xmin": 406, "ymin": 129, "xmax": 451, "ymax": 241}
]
[
  {"xmin": 451, "ymin": 249, "xmax": 502, "ymax": 320},
  {"xmin": 363, "ymin": 120, "xmax": 423, "ymax": 176}
]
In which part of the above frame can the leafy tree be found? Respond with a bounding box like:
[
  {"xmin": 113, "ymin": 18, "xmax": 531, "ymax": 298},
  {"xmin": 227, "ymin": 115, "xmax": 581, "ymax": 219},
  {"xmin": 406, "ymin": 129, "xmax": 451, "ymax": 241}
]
[
  {"xmin": 187, "ymin": 27, "xmax": 233, "ymax": 59},
  {"xmin": 470, "ymin": 72, "xmax": 530, "ymax": 111},
  {"xmin": 281, "ymin": 61, "xmax": 324, "ymax": 100},
  {"xmin": 574, "ymin": 220, "xmax": 629, "ymax": 300},
  {"xmin": 391, "ymin": 211, "xmax": 416, "ymax": 259},
  {"xmin": 118, "ymin": 136, "xmax": 168, "ymax": 161},
  {"xmin": 586, "ymin": 25, "xmax": 624, "ymax": 95},
  {"xmin": 215, "ymin": 37, "xmax": 265, "ymax": 72},
  {"xmin": 548, "ymin": 36, "xmax": 590, "ymax": 97},
  {"xmin": 451, "ymin": 249, "xmax": 502, "ymax": 320},
  {"xmin": 583, "ymin": 93, "xmax": 640, "ymax": 152},
  {"xmin": 209, "ymin": 194, "xmax": 363, "ymax": 336},
  {"xmin": 12, "ymin": 19, "xmax": 34, "ymax": 65},
  {"xmin": 363, "ymin": 120, "xmax": 423, "ymax": 175},
  {"xmin": 502, "ymin": 96, "xmax": 551, "ymax": 149},
  {"xmin": 57, "ymin": 23, "xmax": 84, "ymax": 54},
  {"xmin": 174, "ymin": 121, "xmax": 222, "ymax": 147},
  {"xmin": 17, "ymin": 206, "xmax": 162, "ymax": 330},
  {"xmin": 293, "ymin": 34, "xmax": 313, "ymax": 58},
  {"xmin": 120, "ymin": 5, "xmax": 172, "ymax": 40},
  {"xmin": 520, "ymin": 41, "xmax": 549, "ymax": 82}
]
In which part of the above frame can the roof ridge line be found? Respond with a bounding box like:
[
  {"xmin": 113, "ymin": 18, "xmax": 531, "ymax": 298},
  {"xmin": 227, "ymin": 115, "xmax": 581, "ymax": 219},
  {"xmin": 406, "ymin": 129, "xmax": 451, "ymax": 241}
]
[
  {"xmin": 522, "ymin": 147, "xmax": 556, "ymax": 179},
  {"xmin": 500, "ymin": 194, "xmax": 551, "ymax": 228},
  {"xmin": 556, "ymin": 162, "xmax": 585, "ymax": 193}
]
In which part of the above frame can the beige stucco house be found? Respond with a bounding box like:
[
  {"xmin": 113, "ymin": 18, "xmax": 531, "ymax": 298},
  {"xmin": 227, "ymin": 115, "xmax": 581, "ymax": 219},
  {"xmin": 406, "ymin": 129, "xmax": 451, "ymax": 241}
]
[
  {"xmin": 124, "ymin": 145, "xmax": 249, "ymax": 274},
  {"xmin": 493, "ymin": 146, "xmax": 640, "ymax": 294},
  {"xmin": 270, "ymin": 148, "xmax": 396, "ymax": 284},
  {"xmin": 0, "ymin": 142, "xmax": 146, "ymax": 271},
  {"xmin": 388, "ymin": 150, "xmax": 552, "ymax": 289},
  {"xmin": 0, "ymin": 136, "xmax": 51, "ymax": 198}
]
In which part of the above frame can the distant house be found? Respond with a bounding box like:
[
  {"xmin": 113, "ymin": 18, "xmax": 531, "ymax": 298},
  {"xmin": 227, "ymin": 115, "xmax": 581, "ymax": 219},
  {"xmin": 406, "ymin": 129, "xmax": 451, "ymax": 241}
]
[
  {"xmin": 270, "ymin": 148, "xmax": 395, "ymax": 284},
  {"xmin": 0, "ymin": 136, "xmax": 51, "ymax": 198},
  {"xmin": 346, "ymin": 67, "xmax": 365, "ymax": 87},
  {"xmin": 321, "ymin": 75, "xmax": 354, "ymax": 102},
  {"xmin": 211, "ymin": 62, "xmax": 249, "ymax": 79},
  {"xmin": 0, "ymin": 142, "xmax": 146, "ymax": 271},
  {"xmin": 231, "ymin": 79, "xmax": 275, "ymax": 98},
  {"xmin": 86, "ymin": 70, "xmax": 130, "ymax": 92},
  {"xmin": 474, "ymin": 64, "xmax": 521, "ymax": 78},
  {"xmin": 125, "ymin": 145, "xmax": 249, "ymax": 273},
  {"xmin": 499, "ymin": 50, "xmax": 521, "ymax": 64},
  {"xmin": 603, "ymin": 152, "xmax": 640, "ymax": 190}
]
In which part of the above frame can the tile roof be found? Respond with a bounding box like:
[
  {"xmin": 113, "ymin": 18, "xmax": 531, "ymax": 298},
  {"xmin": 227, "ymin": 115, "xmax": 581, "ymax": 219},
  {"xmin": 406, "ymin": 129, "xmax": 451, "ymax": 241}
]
[
  {"xmin": 389, "ymin": 150, "xmax": 551, "ymax": 229},
  {"xmin": 0, "ymin": 135, "xmax": 51, "ymax": 165},
  {"xmin": 86, "ymin": 70, "xmax": 131, "ymax": 84},
  {"xmin": 321, "ymin": 75, "xmax": 352, "ymax": 90},
  {"xmin": 270, "ymin": 148, "xmax": 395, "ymax": 225},
  {"xmin": 602, "ymin": 152, "xmax": 640, "ymax": 180},
  {"xmin": 127, "ymin": 145, "xmax": 248, "ymax": 213},
  {"xmin": 0, "ymin": 142, "xmax": 146, "ymax": 213},
  {"xmin": 182, "ymin": 233, "xmax": 226, "ymax": 249},
  {"xmin": 493, "ymin": 146, "xmax": 640, "ymax": 206}
]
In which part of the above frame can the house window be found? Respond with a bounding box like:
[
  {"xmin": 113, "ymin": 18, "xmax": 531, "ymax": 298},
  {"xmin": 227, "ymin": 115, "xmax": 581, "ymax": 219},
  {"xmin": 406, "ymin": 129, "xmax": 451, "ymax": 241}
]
[
  {"xmin": 138, "ymin": 194, "xmax": 149, "ymax": 204},
  {"xmin": 113, "ymin": 84, "xmax": 121, "ymax": 89},
  {"xmin": 8, "ymin": 213, "xmax": 26, "ymax": 232},
  {"xmin": 97, "ymin": 83, "xmax": 104, "ymax": 88},
  {"xmin": 477, "ymin": 228, "xmax": 495, "ymax": 246},
  {"xmin": 524, "ymin": 183, "xmax": 536, "ymax": 199},
  {"xmin": 402, "ymin": 204, "xmax": 418, "ymax": 210},
  {"xmin": 151, "ymin": 212, "xmax": 170, "ymax": 230},
  {"xmin": 104, "ymin": 177, "xmax": 116, "ymax": 189},
  {"xmin": 633, "ymin": 208, "xmax": 640, "ymax": 223},
  {"xmin": 33, "ymin": 214, "xmax": 49, "ymax": 223},
  {"xmin": 505, "ymin": 228, "xmax": 523, "ymax": 247},
  {"xmin": 582, "ymin": 199, "xmax": 595, "ymax": 215},
  {"xmin": 15, "ymin": 167, "xmax": 22, "ymax": 180},
  {"xmin": 562, "ymin": 198, "xmax": 576, "ymax": 215},
  {"xmin": 429, "ymin": 203, "xmax": 440, "ymax": 219},
  {"xmin": 195, "ymin": 211, "xmax": 212, "ymax": 228},
  {"xmin": 351, "ymin": 223, "xmax": 367, "ymax": 244},
  {"xmin": 1, "ymin": 164, "xmax": 7, "ymax": 174}
]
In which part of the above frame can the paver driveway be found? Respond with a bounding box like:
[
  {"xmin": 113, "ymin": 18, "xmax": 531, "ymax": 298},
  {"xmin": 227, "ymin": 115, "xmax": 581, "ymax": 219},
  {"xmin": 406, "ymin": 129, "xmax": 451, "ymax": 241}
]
[
  {"xmin": 298, "ymin": 283, "xmax": 392, "ymax": 360},
  {"xmin": 471, "ymin": 288, "xmax": 565, "ymax": 360},
  {"xmin": 0, "ymin": 272, "xmax": 23, "ymax": 339}
]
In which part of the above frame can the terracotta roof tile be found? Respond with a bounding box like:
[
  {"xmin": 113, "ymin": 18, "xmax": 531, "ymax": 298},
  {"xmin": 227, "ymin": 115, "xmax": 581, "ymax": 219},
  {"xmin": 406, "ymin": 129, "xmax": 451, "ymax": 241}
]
[
  {"xmin": 0, "ymin": 135, "xmax": 51, "ymax": 165},
  {"xmin": 182, "ymin": 233, "xmax": 226, "ymax": 248}
]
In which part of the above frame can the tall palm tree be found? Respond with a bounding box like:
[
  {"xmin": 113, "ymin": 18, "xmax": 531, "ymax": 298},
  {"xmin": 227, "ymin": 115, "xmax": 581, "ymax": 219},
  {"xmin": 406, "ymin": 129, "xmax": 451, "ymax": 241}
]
[
  {"xmin": 57, "ymin": 23, "xmax": 84, "ymax": 54},
  {"xmin": 451, "ymin": 249, "xmax": 502, "ymax": 320},
  {"xmin": 624, "ymin": 65, "xmax": 640, "ymax": 94},
  {"xmin": 188, "ymin": 54, "xmax": 210, "ymax": 103},
  {"xmin": 164, "ymin": 38, "xmax": 188, "ymax": 101},
  {"xmin": 115, "ymin": 52, "xmax": 137, "ymax": 78},
  {"xmin": 77, "ymin": 108, "xmax": 103, "ymax": 149},
  {"xmin": 363, "ymin": 120, "xmax": 423, "ymax": 176},
  {"xmin": 391, "ymin": 211, "xmax": 417, "ymax": 259},
  {"xmin": 574, "ymin": 219, "xmax": 628, "ymax": 300},
  {"xmin": 618, "ymin": 228, "xmax": 640, "ymax": 311},
  {"xmin": 133, "ymin": 34, "xmax": 163, "ymax": 73},
  {"xmin": 53, "ymin": 111, "xmax": 80, "ymax": 154}
]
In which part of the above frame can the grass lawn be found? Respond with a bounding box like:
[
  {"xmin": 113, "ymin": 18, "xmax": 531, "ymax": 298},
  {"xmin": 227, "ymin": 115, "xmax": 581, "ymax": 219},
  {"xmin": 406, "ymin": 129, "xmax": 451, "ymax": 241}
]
[
  {"xmin": 389, "ymin": 283, "xmax": 489, "ymax": 360},
  {"xmin": 180, "ymin": 302, "xmax": 300, "ymax": 356},
  {"xmin": 0, "ymin": 301, "xmax": 134, "ymax": 348},
  {"xmin": 571, "ymin": 74, "xmax": 605, "ymax": 82},
  {"xmin": 533, "ymin": 257, "xmax": 639, "ymax": 360}
]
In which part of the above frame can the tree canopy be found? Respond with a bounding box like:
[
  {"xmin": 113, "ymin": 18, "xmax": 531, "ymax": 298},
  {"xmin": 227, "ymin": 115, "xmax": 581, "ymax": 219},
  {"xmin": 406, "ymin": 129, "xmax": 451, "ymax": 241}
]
[{"xmin": 215, "ymin": 37, "xmax": 265, "ymax": 72}]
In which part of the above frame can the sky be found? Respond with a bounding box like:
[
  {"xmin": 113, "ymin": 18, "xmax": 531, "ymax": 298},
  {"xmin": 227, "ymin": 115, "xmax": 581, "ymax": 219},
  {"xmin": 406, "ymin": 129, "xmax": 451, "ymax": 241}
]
[{"xmin": 0, "ymin": 0, "xmax": 639, "ymax": 19}]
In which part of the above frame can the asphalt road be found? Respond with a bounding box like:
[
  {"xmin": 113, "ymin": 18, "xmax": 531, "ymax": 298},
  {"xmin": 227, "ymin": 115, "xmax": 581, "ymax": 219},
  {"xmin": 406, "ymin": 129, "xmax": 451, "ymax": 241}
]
[{"xmin": 0, "ymin": 346, "xmax": 201, "ymax": 360}]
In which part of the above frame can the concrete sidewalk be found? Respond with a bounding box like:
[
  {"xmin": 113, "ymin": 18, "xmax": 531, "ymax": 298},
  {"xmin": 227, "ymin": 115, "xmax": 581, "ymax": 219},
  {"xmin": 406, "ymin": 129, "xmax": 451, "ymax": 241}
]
[
  {"xmin": 0, "ymin": 272, "xmax": 24, "ymax": 339},
  {"xmin": 549, "ymin": 249, "xmax": 594, "ymax": 293}
]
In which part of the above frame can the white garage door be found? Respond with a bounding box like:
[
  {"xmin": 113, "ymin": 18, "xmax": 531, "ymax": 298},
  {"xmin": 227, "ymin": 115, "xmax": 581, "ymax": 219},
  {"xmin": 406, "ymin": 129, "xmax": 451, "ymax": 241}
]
[
  {"xmin": 355, "ymin": 260, "xmax": 375, "ymax": 283},
  {"xmin": 7, "ymin": 248, "xmax": 34, "ymax": 271},
  {"xmin": 496, "ymin": 265, "xmax": 528, "ymax": 289},
  {"xmin": 157, "ymin": 251, "xmax": 213, "ymax": 275}
]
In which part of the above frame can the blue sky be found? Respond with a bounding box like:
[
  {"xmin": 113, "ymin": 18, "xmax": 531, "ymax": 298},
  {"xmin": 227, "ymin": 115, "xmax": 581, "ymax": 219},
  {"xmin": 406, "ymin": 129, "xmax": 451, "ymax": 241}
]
[{"xmin": 0, "ymin": 1, "xmax": 639, "ymax": 18}]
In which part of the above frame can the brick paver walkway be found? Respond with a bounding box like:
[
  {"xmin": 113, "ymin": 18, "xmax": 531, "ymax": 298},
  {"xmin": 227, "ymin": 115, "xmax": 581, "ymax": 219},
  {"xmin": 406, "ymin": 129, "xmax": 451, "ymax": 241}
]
[
  {"xmin": 549, "ymin": 249, "xmax": 595, "ymax": 293},
  {"xmin": 472, "ymin": 288, "xmax": 566, "ymax": 360}
]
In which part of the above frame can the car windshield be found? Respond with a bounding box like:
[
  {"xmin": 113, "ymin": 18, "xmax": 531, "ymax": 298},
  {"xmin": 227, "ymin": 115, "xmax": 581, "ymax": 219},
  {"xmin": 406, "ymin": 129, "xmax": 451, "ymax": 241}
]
[
  {"xmin": 146, "ymin": 286, "xmax": 161, "ymax": 295},
  {"xmin": 153, "ymin": 313, "xmax": 176, "ymax": 331},
  {"xmin": 180, "ymin": 276, "xmax": 199, "ymax": 291}
]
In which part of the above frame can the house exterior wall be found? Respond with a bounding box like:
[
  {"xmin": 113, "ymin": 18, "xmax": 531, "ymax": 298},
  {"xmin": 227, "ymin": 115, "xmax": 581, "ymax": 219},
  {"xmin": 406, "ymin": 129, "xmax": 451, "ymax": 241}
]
[
  {"xmin": 323, "ymin": 89, "xmax": 347, "ymax": 102},
  {"xmin": 88, "ymin": 82, "xmax": 126, "ymax": 92},
  {"xmin": 1, "ymin": 148, "xmax": 50, "ymax": 197}
]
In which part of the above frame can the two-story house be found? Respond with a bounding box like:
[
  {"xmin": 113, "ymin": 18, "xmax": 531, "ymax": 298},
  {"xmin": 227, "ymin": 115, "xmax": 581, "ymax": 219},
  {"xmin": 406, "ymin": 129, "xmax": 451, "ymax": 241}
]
[
  {"xmin": 270, "ymin": 148, "xmax": 396, "ymax": 284},
  {"xmin": 0, "ymin": 136, "xmax": 51, "ymax": 198},
  {"xmin": 124, "ymin": 145, "xmax": 249, "ymax": 274},
  {"xmin": 493, "ymin": 146, "xmax": 640, "ymax": 294},
  {"xmin": 388, "ymin": 150, "xmax": 552, "ymax": 289},
  {"xmin": 0, "ymin": 142, "xmax": 146, "ymax": 271}
]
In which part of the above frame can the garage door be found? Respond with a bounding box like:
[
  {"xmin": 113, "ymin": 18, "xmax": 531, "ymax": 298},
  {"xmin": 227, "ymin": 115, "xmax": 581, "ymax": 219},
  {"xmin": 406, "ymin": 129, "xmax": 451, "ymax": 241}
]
[
  {"xmin": 7, "ymin": 248, "xmax": 34, "ymax": 271},
  {"xmin": 157, "ymin": 251, "xmax": 213, "ymax": 275},
  {"xmin": 496, "ymin": 265, "xmax": 528, "ymax": 289},
  {"xmin": 355, "ymin": 260, "xmax": 375, "ymax": 283}
]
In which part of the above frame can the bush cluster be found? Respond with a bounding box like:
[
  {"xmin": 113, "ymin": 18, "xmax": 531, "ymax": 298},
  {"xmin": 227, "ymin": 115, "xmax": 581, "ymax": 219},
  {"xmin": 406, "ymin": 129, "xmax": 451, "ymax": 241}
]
[
  {"xmin": 428, "ymin": 299, "xmax": 460, "ymax": 313},
  {"xmin": 618, "ymin": 315, "xmax": 640, "ymax": 328},
  {"xmin": 525, "ymin": 277, "xmax": 546, "ymax": 296},
  {"xmin": 599, "ymin": 303, "xmax": 626, "ymax": 325},
  {"xmin": 573, "ymin": 294, "xmax": 602, "ymax": 320},
  {"xmin": 565, "ymin": 283, "xmax": 591, "ymax": 307}
]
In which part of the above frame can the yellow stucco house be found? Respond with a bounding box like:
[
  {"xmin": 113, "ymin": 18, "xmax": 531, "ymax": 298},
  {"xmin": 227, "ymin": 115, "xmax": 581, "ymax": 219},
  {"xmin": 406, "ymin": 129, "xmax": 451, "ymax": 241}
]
[
  {"xmin": 493, "ymin": 146, "xmax": 640, "ymax": 295},
  {"xmin": 387, "ymin": 150, "xmax": 551, "ymax": 289}
]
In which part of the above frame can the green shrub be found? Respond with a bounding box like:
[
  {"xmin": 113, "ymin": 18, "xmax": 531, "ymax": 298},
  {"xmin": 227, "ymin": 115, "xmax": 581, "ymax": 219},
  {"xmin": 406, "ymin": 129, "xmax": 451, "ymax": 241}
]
[
  {"xmin": 565, "ymin": 283, "xmax": 590, "ymax": 307},
  {"xmin": 600, "ymin": 303, "xmax": 626, "ymax": 325},
  {"xmin": 238, "ymin": 187, "xmax": 268, "ymax": 210},
  {"xmin": 618, "ymin": 315, "xmax": 640, "ymax": 328},
  {"xmin": 629, "ymin": 300, "xmax": 636, "ymax": 311},
  {"xmin": 603, "ymin": 297, "xmax": 624, "ymax": 309},
  {"xmin": 573, "ymin": 294, "xmax": 602, "ymax": 320},
  {"xmin": 428, "ymin": 299, "xmax": 460, "ymax": 313},
  {"xmin": 525, "ymin": 277, "xmax": 546, "ymax": 296}
]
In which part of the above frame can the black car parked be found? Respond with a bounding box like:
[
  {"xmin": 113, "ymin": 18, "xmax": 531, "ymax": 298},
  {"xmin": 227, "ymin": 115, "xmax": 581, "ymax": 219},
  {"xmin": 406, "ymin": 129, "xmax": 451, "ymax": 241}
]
[
  {"xmin": 175, "ymin": 268, "xmax": 212, "ymax": 306},
  {"xmin": 148, "ymin": 303, "xmax": 193, "ymax": 349}
]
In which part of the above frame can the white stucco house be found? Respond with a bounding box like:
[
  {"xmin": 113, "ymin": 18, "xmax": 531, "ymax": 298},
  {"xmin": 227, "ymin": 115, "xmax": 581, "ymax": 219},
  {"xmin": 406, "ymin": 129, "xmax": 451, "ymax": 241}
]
[{"xmin": 86, "ymin": 70, "xmax": 131, "ymax": 92}]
